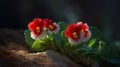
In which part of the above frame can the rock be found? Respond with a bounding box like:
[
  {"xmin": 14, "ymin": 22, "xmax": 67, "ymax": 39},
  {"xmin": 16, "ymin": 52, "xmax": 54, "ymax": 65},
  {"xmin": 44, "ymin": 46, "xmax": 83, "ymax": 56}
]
[
  {"xmin": 0, "ymin": 29, "xmax": 30, "ymax": 51},
  {"xmin": 1, "ymin": 50, "xmax": 80, "ymax": 67},
  {"xmin": 0, "ymin": 29, "xmax": 96, "ymax": 67},
  {"xmin": 0, "ymin": 29, "xmax": 80, "ymax": 67},
  {"xmin": 20, "ymin": 50, "xmax": 79, "ymax": 67}
]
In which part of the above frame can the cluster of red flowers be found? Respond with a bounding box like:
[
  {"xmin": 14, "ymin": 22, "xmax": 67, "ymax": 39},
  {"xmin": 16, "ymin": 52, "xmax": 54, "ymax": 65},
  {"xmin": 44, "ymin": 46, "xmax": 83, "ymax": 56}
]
[
  {"xmin": 28, "ymin": 18, "xmax": 59, "ymax": 40},
  {"xmin": 28, "ymin": 18, "xmax": 91, "ymax": 45},
  {"xmin": 65, "ymin": 22, "xmax": 91, "ymax": 45}
]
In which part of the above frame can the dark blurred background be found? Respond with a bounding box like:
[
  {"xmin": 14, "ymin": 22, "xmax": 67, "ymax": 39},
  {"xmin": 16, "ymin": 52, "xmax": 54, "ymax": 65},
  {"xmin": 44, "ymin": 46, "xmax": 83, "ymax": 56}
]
[{"xmin": 0, "ymin": 0, "xmax": 120, "ymax": 41}]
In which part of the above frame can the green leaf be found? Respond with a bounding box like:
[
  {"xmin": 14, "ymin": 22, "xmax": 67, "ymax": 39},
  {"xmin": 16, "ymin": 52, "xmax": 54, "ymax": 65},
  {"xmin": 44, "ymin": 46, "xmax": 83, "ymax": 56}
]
[
  {"xmin": 101, "ymin": 43, "xmax": 120, "ymax": 64},
  {"xmin": 88, "ymin": 38, "xmax": 96, "ymax": 47},
  {"xmin": 58, "ymin": 22, "xmax": 67, "ymax": 31},
  {"xmin": 24, "ymin": 30, "xmax": 35, "ymax": 47},
  {"xmin": 63, "ymin": 43, "xmax": 72, "ymax": 54},
  {"xmin": 52, "ymin": 34, "xmax": 63, "ymax": 48},
  {"xmin": 76, "ymin": 45, "xmax": 92, "ymax": 51},
  {"xmin": 32, "ymin": 40, "xmax": 45, "ymax": 52},
  {"xmin": 43, "ymin": 38, "xmax": 57, "ymax": 51},
  {"xmin": 60, "ymin": 31, "xmax": 67, "ymax": 43},
  {"xmin": 53, "ymin": 22, "xmax": 68, "ymax": 47},
  {"xmin": 98, "ymin": 41, "xmax": 105, "ymax": 54},
  {"xmin": 63, "ymin": 43, "xmax": 76, "ymax": 54},
  {"xmin": 89, "ymin": 26, "xmax": 104, "ymax": 49},
  {"xmin": 73, "ymin": 45, "xmax": 90, "ymax": 57}
]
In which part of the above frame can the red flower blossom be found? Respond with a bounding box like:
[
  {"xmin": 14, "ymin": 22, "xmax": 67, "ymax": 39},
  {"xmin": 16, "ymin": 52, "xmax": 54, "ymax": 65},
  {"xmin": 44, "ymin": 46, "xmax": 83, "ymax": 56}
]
[
  {"xmin": 65, "ymin": 23, "xmax": 83, "ymax": 45},
  {"xmin": 43, "ymin": 18, "xmax": 59, "ymax": 34},
  {"xmin": 65, "ymin": 21, "xmax": 91, "ymax": 45},
  {"xmin": 28, "ymin": 18, "xmax": 45, "ymax": 39},
  {"xmin": 78, "ymin": 22, "xmax": 91, "ymax": 42}
]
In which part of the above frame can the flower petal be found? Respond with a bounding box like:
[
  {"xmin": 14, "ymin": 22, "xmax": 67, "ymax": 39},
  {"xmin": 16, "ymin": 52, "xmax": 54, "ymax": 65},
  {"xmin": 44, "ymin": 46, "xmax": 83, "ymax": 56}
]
[
  {"xmin": 43, "ymin": 18, "xmax": 53, "ymax": 27},
  {"xmin": 82, "ymin": 30, "xmax": 91, "ymax": 42},
  {"xmin": 28, "ymin": 22, "xmax": 36, "ymax": 31},
  {"xmin": 31, "ymin": 31, "xmax": 45, "ymax": 40},
  {"xmin": 82, "ymin": 23, "xmax": 89, "ymax": 31},
  {"xmin": 28, "ymin": 18, "xmax": 45, "ymax": 40},
  {"xmin": 48, "ymin": 22, "xmax": 60, "ymax": 34},
  {"xmin": 65, "ymin": 23, "xmax": 76, "ymax": 38},
  {"xmin": 68, "ymin": 32, "xmax": 83, "ymax": 45}
]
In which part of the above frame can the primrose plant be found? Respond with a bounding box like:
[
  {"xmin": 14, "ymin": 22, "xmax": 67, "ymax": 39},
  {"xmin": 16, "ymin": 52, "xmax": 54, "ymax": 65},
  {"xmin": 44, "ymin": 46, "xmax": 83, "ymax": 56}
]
[{"xmin": 24, "ymin": 18, "xmax": 105, "ymax": 60}]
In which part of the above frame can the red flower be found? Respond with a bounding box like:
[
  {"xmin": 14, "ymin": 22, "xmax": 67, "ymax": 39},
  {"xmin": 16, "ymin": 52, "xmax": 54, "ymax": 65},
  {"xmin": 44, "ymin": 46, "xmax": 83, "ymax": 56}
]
[
  {"xmin": 65, "ymin": 23, "xmax": 83, "ymax": 45},
  {"xmin": 43, "ymin": 18, "xmax": 59, "ymax": 34},
  {"xmin": 65, "ymin": 21, "xmax": 91, "ymax": 45},
  {"xmin": 77, "ymin": 22, "xmax": 91, "ymax": 42},
  {"xmin": 28, "ymin": 18, "xmax": 45, "ymax": 39}
]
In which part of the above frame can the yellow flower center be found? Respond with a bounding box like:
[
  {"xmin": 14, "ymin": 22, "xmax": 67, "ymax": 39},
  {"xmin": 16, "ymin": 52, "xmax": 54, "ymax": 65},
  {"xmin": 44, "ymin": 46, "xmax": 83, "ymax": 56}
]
[
  {"xmin": 73, "ymin": 32, "xmax": 78, "ymax": 38},
  {"xmin": 81, "ymin": 29, "xmax": 85, "ymax": 35},
  {"xmin": 49, "ymin": 25, "xmax": 54, "ymax": 30},
  {"xmin": 36, "ymin": 27, "xmax": 40, "ymax": 33}
]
